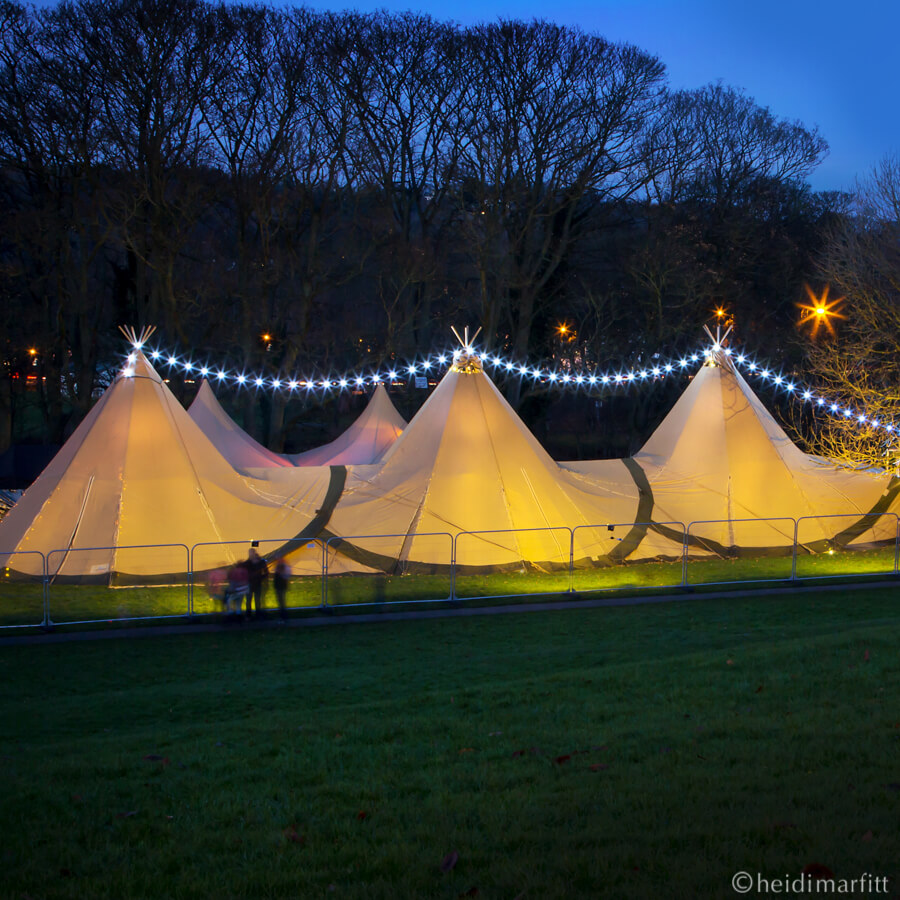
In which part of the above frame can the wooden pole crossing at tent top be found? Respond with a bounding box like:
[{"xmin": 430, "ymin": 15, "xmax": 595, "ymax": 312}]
[
  {"xmin": 119, "ymin": 325, "xmax": 157, "ymax": 348},
  {"xmin": 450, "ymin": 326, "xmax": 483, "ymax": 374},
  {"xmin": 702, "ymin": 323, "xmax": 733, "ymax": 369}
]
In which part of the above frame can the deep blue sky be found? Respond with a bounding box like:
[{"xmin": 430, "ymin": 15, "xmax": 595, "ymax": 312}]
[{"xmin": 302, "ymin": 0, "xmax": 899, "ymax": 193}]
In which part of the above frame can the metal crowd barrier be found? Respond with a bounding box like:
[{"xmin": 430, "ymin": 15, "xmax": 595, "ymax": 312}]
[{"xmin": 1, "ymin": 514, "xmax": 899, "ymax": 629}]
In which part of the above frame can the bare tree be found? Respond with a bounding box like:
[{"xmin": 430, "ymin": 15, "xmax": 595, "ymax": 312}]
[
  {"xmin": 0, "ymin": 1, "xmax": 117, "ymax": 441},
  {"xmin": 337, "ymin": 11, "xmax": 476, "ymax": 353},
  {"xmin": 0, "ymin": 2, "xmax": 839, "ymax": 457},
  {"xmin": 84, "ymin": 0, "xmax": 228, "ymax": 338},
  {"xmin": 453, "ymin": 21, "xmax": 665, "ymax": 401},
  {"xmin": 627, "ymin": 84, "xmax": 829, "ymax": 347},
  {"xmin": 257, "ymin": 9, "xmax": 367, "ymax": 448},
  {"xmin": 795, "ymin": 155, "xmax": 900, "ymax": 469}
]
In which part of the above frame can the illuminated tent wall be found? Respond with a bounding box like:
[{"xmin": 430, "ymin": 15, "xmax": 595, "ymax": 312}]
[
  {"xmin": 630, "ymin": 350, "xmax": 900, "ymax": 554},
  {"xmin": 316, "ymin": 352, "xmax": 680, "ymax": 574},
  {"xmin": 187, "ymin": 380, "xmax": 292, "ymax": 470},
  {"xmin": 288, "ymin": 384, "xmax": 406, "ymax": 466},
  {"xmin": 0, "ymin": 352, "xmax": 335, "ymax": 581}
]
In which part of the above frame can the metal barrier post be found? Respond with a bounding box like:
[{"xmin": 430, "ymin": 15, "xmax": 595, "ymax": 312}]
[
  {"xmin": 895, "ymin": 518, "xmax": 899, "ymax": 576},
  {"xmin": 41, "ymin": 552, "xmax": 51, "ymax": 627},
  {"xmin": 681, "ymin": 523, "xmax": 690, "ymax": 588},
  {"xmin": 321, "ymin": 539, "xmax": 329, "ymax": 608},
  {"xmin": 187, "ymin": 544, "xmax": 194, "ymax": 616},
  {"xmin": 790, "ymin": 519, "xmax": 799, "ymax": 582},
  {"xmin": 450, "ymin": 533, "xmax": 457, "ymax": 601},
  {"xmin": 568, "ymin": 528, "xmax": 575, "ymax": 593}
]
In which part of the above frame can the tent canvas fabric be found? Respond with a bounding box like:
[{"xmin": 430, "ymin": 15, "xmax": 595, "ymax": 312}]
[
  {"xmin": 318, "ymin": 357, "xmax": 680, "ymax": 573},
  {"xmin": 631, "ymin": 356, "xmax": 900, "ymax": 553},
  {"xmin": 187, "ymin": 380, "xmax": 291, "ymax": 470},
  {"xmin": 8, "ymin": 338, "xmax": 895, "ymax": 584},
  {"xmin": 0, "ymin": 353, "xmax": 334, "ymax": 580},
  {"xmin": 289, "ymin": 384, "xmax": 406, "ymax": 466}
]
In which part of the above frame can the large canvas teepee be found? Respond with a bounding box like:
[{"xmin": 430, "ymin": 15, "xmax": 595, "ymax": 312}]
[
  {"xmin": 633, "ymin": 350, "xmax": 899, "ymax": 553},
  {"xmin": 188, "ymin": 380, "xmax": 291, "ymax": 469},
  {"xmin": 289, "ymin": 384, "xmax": 406, "ymax": 466},
  {"xmin": 0, "ymin": 351, "xmax": 334, "ymax": 580},
  {"xmin": 319, "ymin": 352, "xmax": 679, "ymax": 573}
]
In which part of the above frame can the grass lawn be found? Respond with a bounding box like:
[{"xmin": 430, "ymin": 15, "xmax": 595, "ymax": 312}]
[{"xmin": 1, "ymin": 587, "xmax": 899, "ymax": 898}]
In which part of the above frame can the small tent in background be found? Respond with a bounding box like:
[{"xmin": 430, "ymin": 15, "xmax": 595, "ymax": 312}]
[
  {"xmin": 318, "ymin": 349, "xmax": 680, "ymax": 573},
  {"xmin": 188, "ymin": 379, "xmax": 291, "ymax": 469},
  {"xmin": 632, "ymin": 345, "xmax": 899, "ymax": 553},
  {"xmin": 289, "ymin": 383, "xmax": 406, "ymax": 466},
  {"xmin": 0, "ymin": 342, "xmax": 334, "ymax": 581}
]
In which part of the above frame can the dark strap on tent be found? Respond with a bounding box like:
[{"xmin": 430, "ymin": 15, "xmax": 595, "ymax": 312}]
[
  {"xmin": 601, "ymin": 457, "xmax": 656, "ymax": 564},
  {"xmin": 322, "ymin": 458, "xmax": 660, "ymax": 573},
  {"xmin": 829, "ymin": 474, "xmax": 900, "ymax": 549},
  {"xmin": 267, "ymin": 465, "xmax": 347, "ymax": 558},
  {"xmin": 647, "ymin": 474, "xmax": 900, "ymax": 558}
]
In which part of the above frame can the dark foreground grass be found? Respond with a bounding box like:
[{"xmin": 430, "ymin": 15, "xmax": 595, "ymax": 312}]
[{"xmin": 2, "ymin": 588, "xmax": 900, "ymax": 899}]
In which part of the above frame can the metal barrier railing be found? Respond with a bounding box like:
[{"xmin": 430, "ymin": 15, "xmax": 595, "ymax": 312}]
[
  {"xmin": 571, "ymin": 521, "xmax": 686, "ymax": 593},
  {"xmin": 2, "ymin": 511, "xmax": 899, "ymax": 629},
  {"xmin": 0, "ymin": 550, "xmax": 48, "ymax": 628},
  {"xmin": 453, "ymin": 526, "xmax": 572, "ymax": 601},
  {"xmin": 189, "ymin": 538, "xmax": 326, "ymax": 615},
  {"xmin": 793, "ymin": 512, "xmax": 900, "ymax": 582},
  {"xmin": 323, "ymin": 532, "xmax": 453, "ymax": 608},
  {"xmin": 45, "ymin": 543, "xmax": 190, "ymax": 626},
  {"xmin": 684, "ymin": 517, "xmax": 798, "ymax": 588}
]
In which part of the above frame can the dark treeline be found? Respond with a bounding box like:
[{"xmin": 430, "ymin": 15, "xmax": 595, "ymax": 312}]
[{"xmin": 0, "ymin": 0, "xmax": 838, "ymax": 460}]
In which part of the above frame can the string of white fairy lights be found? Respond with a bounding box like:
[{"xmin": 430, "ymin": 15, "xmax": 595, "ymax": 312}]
[
  {"xmin": 123, "ymin": 341, "xmax": 707, "ymax": 392},
  {"xmin": 728, "ymin": 349, "xmax": 898, "ymax": 438},
  {"xmin": 122, "ymin": 338, "xmax": 898, "ymax": 440}
]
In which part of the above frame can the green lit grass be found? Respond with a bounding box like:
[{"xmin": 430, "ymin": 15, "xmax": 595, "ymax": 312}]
[
  {"xmin": 0, "ymin": 546, "xmax": 896, "ymax": 629},
  {"xmin": 1, "ymin": 588, "xmax": 899, "ymax": 898}
]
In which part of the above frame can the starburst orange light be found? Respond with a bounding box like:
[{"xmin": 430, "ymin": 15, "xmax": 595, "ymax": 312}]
[
  {"xmin": 798, "ymin": 285, "xmax": 846, "ymax": 338},
  {"xmin": 556, "ymin": 322, "xmax": 576, "ymax": 343}
]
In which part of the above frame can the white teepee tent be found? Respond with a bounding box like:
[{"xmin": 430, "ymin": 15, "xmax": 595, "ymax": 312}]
[
  {"xmin": 188, "ymin": 379, "xmax": 291, "ymax": 469},
  {"xmin": 317, "ymin": 350, "xmax": 679, "ymax": 573},
  {"xmin": 632, "ymin": 348, "xmax": 899, "ymax": 553},
  {"xmin": 289, "ymin": 384, "xmax": 406, "ymax": 466},
  {"xmin": 0, "ymin": 347, "xmax": 335, "ymax": 580}
]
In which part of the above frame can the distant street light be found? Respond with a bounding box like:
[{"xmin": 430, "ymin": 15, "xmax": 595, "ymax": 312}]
[
  {"xmin": 798, "ymin": 284, "xmax": 845, "ymax": 338},
  {"xmin": 556, "ymin": 322, "xmax": 576, "ymax": 343}
]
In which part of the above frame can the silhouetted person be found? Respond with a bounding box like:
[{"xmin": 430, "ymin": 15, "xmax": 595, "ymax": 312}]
[
  {"xmin": 245, "ymin": 548, "xmax": 269, "ymax": 618},
  {"xmin": 224, "ymin": 562, "xmax": 249, "ymax": 620},
  {"xmin": 273, "ymin": 557, "xmax": 291, "ymax": 623},
  {"xmin": 207, "ymin": 567, "xmax": 227, "ymax": 613}
]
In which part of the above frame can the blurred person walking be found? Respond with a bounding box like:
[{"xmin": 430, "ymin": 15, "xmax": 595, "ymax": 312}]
[
  {"xmin": 273, "ymin": 557, "xmax": 291, "ymax": 623},
  {"xmin": 245, "ymin": 547, "xmax": 269, "ymax": 618}
]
